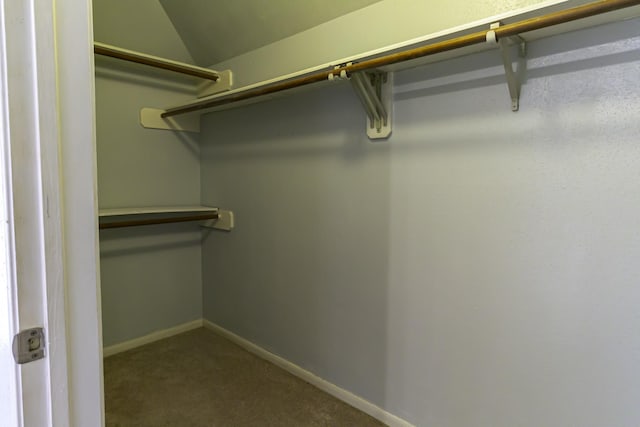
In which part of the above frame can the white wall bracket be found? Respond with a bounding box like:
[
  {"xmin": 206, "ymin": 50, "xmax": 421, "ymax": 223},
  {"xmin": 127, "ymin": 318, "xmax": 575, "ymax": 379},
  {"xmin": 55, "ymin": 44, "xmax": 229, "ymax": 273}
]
[
  {"xmin": 486, "ymin": 22, "xmax": 527, "ymax": 112},
  {"xmin": 350, "ymin": 70, "xmax": 393, "ymax": 140},
  {"xmin": 140, "ymin": 107, "xmax": 200, "ymax": 133},
  {"xmin": 197, "ymin": 69, "xmax": 234, "ymax": 98},
  {"xmin": 139, "ymin": 70, "xmax": 233, "ymax": 133},
  {"xmin": 201, "ymin": 209, "xmax": 234, "ymax": 231}
]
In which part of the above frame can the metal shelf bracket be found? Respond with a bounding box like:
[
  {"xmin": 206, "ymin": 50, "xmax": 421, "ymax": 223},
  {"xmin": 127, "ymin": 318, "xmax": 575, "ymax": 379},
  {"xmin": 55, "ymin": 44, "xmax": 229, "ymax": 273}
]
[
  {"xmin": 350, "ymin": 70, "xmax": 393, "ymax": 140},
  {"xmin": 486, "ymin": 22, "xmax": 527, "ymax": 112}
]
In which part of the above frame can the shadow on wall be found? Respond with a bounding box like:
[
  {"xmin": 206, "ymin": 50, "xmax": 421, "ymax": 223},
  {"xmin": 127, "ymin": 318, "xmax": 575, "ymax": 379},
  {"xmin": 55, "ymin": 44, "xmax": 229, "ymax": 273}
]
[{"xmin": 99, "ymin": 222, "xmax": 202, "ymax": 257}]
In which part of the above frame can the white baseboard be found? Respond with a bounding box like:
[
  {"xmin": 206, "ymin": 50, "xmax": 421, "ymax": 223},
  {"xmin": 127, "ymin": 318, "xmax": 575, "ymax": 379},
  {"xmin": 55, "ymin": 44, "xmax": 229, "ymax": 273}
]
[
  {"xmin": 103, "ymin": 319, "xmax": 204, "ymax": 357},
  {"xmin": 203, "ymin": 320, "xmax": 414, "ymax": 427}
]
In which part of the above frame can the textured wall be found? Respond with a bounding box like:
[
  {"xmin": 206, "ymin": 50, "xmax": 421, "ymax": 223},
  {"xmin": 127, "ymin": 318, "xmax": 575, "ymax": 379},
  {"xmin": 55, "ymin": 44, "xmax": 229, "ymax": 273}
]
[{"xmin": 200, "ymin": 18, "xmax": 640, "ymax": 426}]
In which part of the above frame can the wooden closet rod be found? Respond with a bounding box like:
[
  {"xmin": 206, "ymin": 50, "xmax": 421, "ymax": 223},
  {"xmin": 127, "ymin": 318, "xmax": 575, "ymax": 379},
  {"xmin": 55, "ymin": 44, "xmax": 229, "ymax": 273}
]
[
  {"xmin": 99, "ymin": 213, "xmax": 219, "ymax": 230},
  {"xmin": 94, "ymin": 42, "xmax": 220, "ymax": 81},
  {"xmin": 161, "ymin": 0, "xmax": 640, "ymax": 118}
]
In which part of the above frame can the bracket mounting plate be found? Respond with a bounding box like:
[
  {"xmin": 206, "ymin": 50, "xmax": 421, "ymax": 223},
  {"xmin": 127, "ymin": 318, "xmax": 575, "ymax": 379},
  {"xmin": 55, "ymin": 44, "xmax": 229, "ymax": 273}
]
[
  {"xmin": 197, "ymin": 69, "xmax": 234, "ymax": 98},
  {"xmin": 140, "ymin": 107, "xmax": 200, "ymax": 133},
  {"xmin": 350, "ymin": 71, "xmax": 393, "ymax": 140},
  {"xmin": 202, "ymin": 209, "xmax": 234, "ymax": 231}
]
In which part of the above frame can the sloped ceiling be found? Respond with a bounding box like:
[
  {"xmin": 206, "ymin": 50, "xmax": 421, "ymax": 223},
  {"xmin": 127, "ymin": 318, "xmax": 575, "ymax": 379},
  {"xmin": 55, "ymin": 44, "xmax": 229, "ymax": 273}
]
[
  {"xmin": 93, "ymin": 0, "xmax": 195, "ymax": 63},
  {"xmin": 159, "ymin": 0, "xmax": 382, "ymax": 67}
]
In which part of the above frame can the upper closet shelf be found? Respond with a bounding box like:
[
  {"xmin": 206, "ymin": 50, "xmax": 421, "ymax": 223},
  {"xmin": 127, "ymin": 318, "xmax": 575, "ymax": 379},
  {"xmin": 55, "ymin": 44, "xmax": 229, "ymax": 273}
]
[
  {"xmin": 136, "ymin": 0, "xmax": 640, "ymax": 140},
  {"xmin": 94, "ymin": 42, "xmax": 234, "ymax": 99},
  {"xmin": 98, "ymin": 206, "xmax": 234, "ymax": 231},
  {"xmin": 99, "ymin": 206, "xmax": 217, "ymax": 217}
]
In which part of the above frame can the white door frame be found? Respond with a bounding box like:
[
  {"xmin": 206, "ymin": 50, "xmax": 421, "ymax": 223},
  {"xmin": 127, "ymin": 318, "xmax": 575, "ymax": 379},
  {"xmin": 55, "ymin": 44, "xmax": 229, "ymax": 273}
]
[
  {"xmin": 1, "ymin": 0, "xmax": 103, "ymax": 425},
  {"xmin": 0, "ymin": 30, "xmax": 20, "ymax": 425},
  {"xmin": 55, "ymin": 0, "xmax": 105, "ymax": 424},
  {"xmin": 2, "ymin": 1, "xmax": 66, "ymax": 425}
]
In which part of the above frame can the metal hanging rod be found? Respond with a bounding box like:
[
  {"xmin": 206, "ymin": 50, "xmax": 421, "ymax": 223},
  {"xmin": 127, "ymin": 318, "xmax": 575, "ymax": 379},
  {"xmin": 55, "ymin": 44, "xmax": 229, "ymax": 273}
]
[
  {"xmin": 161, "ymin": 0, "xmax": 640, "ymax": 118},
  {"xmin": 94, "ymin": 42, "xmax": 220, "ymax": 81},
  {"xmin": 99, "ymin": 212, "xmax": 219, "ymax": 230}
]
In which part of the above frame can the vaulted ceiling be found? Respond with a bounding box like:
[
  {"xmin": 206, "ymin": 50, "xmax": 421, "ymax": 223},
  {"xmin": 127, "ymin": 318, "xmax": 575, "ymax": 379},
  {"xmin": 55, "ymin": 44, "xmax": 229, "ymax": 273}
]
[{"xmin": 93, "ymin": 0, "xmax": 382, "ymax": 67}]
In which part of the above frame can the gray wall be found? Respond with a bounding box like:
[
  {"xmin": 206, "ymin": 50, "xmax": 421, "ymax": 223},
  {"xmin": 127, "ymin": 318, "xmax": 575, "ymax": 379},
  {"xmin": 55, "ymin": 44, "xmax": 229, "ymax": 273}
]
[
  {"xmin": 200, "ymin": 19, "xmax": 640, "ymax": 426},
  {"xmin": 95, "ymin": 61, "xmax": 203, "ymax": 347},
  {"xmin": 93, "ymin": 0, "xmax": 204, "ymax": 347}
]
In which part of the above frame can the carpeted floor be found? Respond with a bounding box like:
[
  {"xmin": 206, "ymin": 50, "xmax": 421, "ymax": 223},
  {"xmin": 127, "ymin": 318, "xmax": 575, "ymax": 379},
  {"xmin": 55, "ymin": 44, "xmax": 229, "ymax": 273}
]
[{"xmin": 104, "ymin": 328, "xmax": 385, "ymax": 427}]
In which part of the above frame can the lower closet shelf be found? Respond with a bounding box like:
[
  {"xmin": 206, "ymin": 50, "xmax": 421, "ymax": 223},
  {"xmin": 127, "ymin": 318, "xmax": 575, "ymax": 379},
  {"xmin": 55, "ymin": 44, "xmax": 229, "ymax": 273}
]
[{"xmin": 98, "ymin": 206, "xmax": 234, "ymax": 231}]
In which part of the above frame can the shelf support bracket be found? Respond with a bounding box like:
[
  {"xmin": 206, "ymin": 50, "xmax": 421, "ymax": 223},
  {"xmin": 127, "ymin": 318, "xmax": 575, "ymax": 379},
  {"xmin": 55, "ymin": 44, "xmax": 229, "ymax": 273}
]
[
  {"xmin": 201, "ymin": 209, "xmax": 234, "ymax": 231},
  {"xmin": 139, "ymin": 72, "xmax": 233, "ymax": 133},
  {"xmin": 140, "ymin": 107, "xmax": 200, "ymax": 133},
  {"xmin": 349, "ymin": 70, "xmax": 393, "ymax": 140},
  {"xmin": 486, "ymin": 22, "xmax": 527, "ymax": 112},
  {"xmin": 197, "ymin": 69, "xmax": 234, "ymax": 98},
  {"xmin": 329, "ymin": 64, "xmax": 392, "ymax": 140}
]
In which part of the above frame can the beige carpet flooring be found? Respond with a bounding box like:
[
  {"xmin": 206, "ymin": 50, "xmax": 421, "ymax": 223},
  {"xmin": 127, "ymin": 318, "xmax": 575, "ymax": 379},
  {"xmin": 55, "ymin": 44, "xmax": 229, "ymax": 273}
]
[{"xmin": 104, "ymin": 328, "xmax": 385, "ymax": 427}]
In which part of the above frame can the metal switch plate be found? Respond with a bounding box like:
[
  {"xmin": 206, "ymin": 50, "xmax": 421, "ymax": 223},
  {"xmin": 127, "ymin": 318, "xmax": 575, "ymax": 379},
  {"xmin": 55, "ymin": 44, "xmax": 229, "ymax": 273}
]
[{"xmin": 13, "ymin": 327, "xmax": 46, "ymax": 364}]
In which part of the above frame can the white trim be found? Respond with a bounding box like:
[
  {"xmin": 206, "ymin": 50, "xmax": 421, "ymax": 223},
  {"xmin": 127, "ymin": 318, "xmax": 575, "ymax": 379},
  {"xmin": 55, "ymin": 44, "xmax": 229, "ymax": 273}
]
[
  {"xmin": 0, "ymin": 10, "xmax": 19, "ymax": 420},
  {"xmin": 103, "ymin": 319, "xmax": 204, "ymax": 357},
  {"xmin": 33, "ymin": 2, "xmax": 71, "ymax": 425},
  {"xmin": 54, "ymin": 0, "xmax": 104, "ymax": 424},
  {"xmin": 203, "ymin": 320, "xmax": 414, "ymax": 427},
  {"xmin": 1, "ymin": 1, "xmax": 67, "ymax": 425}
]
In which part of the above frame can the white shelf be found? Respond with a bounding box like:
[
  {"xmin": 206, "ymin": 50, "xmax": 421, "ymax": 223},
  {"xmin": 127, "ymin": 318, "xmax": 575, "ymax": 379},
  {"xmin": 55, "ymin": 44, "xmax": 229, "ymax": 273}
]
[
  {"xmin": 98, "ymin": 206, "xmax": 218, "ymax": 217},
  {"xmin": 98, "ymin": 206, "xmax": 234, "ymax": 231},
  {"xmin": 153, "ymin": 1, "xmax": 640, "ymax": 127}
]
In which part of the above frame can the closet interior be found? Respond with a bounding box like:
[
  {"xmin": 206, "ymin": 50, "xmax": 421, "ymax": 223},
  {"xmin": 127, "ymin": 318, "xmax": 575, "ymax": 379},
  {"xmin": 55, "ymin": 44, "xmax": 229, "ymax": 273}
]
[{"xmin": 93, "ymin": 0, "xmax": 640, "ymax": 425}]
